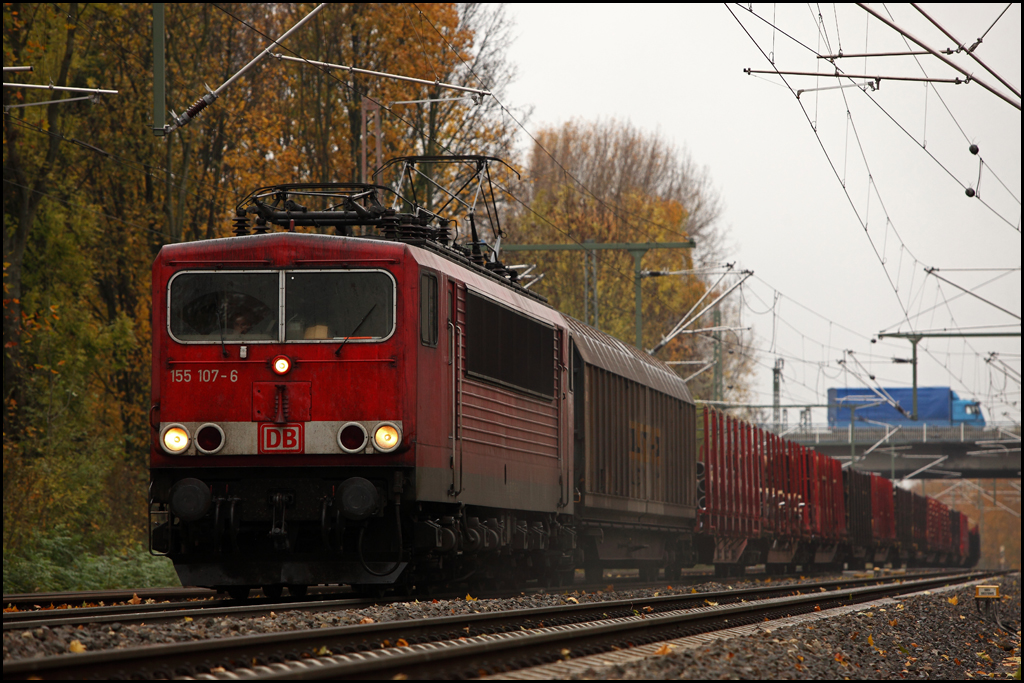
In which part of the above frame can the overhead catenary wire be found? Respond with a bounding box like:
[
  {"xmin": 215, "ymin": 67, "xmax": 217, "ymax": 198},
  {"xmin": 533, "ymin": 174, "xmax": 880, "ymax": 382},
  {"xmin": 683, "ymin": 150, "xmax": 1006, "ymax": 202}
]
[
  {"xmin": 744, "ymin": 3, "xmax": 1021, "ymax": 233},
  {"xmin": 727, "ymin": 4, "xmax": 917, "ymax": 327}
]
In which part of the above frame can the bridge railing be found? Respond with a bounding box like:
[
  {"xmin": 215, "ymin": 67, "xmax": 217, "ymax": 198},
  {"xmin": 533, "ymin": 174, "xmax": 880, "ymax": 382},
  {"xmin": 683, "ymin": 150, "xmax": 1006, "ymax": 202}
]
[{"xmin": 754, "ymin": 422, "xmax": 1021, "ymax": 446}]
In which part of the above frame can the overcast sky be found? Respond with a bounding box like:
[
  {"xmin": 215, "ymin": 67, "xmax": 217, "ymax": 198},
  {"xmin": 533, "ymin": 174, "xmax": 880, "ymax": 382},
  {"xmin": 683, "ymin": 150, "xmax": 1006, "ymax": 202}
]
[{"xmin": 501, "ymin": 3, "xmax": 1021, "ymax": 424}]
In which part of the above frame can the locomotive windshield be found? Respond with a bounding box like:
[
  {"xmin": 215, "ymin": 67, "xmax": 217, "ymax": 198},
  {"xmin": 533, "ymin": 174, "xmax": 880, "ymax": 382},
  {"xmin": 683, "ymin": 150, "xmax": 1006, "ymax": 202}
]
[
  {"xmin": 284, "ymin": 271, "xmax": 393, "ymax": 341},
  {"xmin": 168, "ymin": 270, "xmax": 395, "ymax": 343},
  {"xmin": 169, "ymin": 272, "xmax": 279, "ymax": 341}
]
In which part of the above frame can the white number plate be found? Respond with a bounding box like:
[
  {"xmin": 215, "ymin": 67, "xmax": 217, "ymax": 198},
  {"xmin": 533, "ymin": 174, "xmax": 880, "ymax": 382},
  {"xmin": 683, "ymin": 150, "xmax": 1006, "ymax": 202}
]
[{"xmin": 171, "ymin": 369, "xmax": 238, "ymax": 383}]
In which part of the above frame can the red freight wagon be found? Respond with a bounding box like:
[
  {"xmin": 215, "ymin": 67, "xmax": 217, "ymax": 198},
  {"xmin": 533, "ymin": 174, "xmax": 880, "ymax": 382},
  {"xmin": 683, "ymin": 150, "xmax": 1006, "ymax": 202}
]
[
  {"xmin": 700, "ymin": 408, "xmax": 763, "ymax": 571},
  {"xmin": 926, "ymin": 498, "xmax": 953, "ymax": 556},
  {"xmin": 699, "ymin": 408, "xmax": 844, "ymax": 574}
]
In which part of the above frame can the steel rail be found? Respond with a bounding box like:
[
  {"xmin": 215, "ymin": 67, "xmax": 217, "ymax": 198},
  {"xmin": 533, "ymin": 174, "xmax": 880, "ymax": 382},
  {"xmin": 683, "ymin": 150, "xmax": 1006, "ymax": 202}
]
[
  {"xmin": 3, "ymin": 587, "xmax": 219, "ymax": 610},
  {"xmin": 3, "ymin": 571, "xmax": 990, "ymax": 679},
  {"xmin": 2, "ymin": 595, "xmax": 379, "ymax": 631},
  {"xmin": 219, "ymin": 571, "xmax": 996, "ymax": 680}
]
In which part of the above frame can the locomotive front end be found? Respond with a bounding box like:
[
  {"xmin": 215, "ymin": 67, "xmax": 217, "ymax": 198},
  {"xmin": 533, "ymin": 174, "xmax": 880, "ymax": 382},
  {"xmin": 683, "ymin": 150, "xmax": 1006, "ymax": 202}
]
[{"xmin": 149, "ymin": 233, "xmax": 414, "ymax": 596}]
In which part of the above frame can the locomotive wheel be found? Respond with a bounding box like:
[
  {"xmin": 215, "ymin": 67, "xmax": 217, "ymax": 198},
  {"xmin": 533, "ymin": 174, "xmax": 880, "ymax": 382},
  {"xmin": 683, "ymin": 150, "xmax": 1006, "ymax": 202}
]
[
  {"xmin": 287, "ymin": 584, "xmax": 308, "ymax": 598},
  {"xmin": 227, "ymin": 586, "xmax": 251, "ymax": 601},
  {"xmin": 262, "ymin": 584, "xmax": 284, "ymax": 600}
]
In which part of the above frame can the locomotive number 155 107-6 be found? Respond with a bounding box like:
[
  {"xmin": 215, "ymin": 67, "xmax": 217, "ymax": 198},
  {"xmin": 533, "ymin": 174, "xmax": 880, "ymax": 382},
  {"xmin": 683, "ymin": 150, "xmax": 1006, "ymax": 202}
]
[{"xmin": 171, "ymin": 369, "xmax": 239, "ymax": 383}]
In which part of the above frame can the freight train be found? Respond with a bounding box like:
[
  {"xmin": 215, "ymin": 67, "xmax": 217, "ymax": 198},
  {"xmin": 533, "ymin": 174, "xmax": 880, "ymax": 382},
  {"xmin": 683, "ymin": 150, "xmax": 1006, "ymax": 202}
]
[{"xmin": 148, "ymin": 157, "xmax": 979, "ymax": 599}]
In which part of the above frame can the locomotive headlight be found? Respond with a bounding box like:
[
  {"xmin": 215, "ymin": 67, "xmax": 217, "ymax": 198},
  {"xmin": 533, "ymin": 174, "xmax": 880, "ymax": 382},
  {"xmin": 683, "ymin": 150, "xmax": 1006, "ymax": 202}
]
[
  {"xmin": 161, "ymin": 424, "xmax": 191, "ymax": 454},
  {"xmin": 271, "ymin": 355, "xmax": 292, "ymax": 375},
  {"xmin": 373, "ymin": 422, "xmax": 401, "ymax": 453},
  {"xmin": 337, "ymin": 422, "xmax": 369, "ymax": 454}
]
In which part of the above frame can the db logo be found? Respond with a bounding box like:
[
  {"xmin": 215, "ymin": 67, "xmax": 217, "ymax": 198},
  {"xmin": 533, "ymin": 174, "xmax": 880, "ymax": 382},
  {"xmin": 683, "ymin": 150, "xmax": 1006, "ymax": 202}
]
[{"xmin": 258, "ymin": 423, "xmax": 304, "ymax": 454}]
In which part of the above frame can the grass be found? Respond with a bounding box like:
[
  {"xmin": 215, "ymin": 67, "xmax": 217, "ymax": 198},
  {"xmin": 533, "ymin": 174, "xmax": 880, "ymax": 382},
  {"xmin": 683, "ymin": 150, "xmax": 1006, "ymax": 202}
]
[{"xmin": 3, "ymin": 529, "xmax": 180, "ymax": 594}]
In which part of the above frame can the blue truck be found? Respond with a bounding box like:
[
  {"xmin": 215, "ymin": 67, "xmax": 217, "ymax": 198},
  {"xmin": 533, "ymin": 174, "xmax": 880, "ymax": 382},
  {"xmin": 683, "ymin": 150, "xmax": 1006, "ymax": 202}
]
[{"xmin": 827, "ymin": 386, "xmax": 985, "ymax": 427}]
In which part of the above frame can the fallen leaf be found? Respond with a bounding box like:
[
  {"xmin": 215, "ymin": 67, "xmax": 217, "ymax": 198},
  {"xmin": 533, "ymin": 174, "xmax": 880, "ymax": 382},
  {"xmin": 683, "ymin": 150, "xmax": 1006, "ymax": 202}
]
[
  {"xmin": 128, "ymin": 593, "xmax": 142, "ymax": 605},
  {"xmin": 642, "ymin": 606, "xmax": 654, "ymax": 613},
  {"xmin": 948, "ymin": 596, "xmax": 959, "ymax": 606},
  {"xmin": 395, "ymin": 639, "xmax": 408, "ymax": 647},
  {"xmin": 704, "ymin": 599, "xmax": 718, "ymax": 606},
  {"xmin": 431, "ymin": 599, "xmax": 439, "ymax": 604},
  {"xmin": 653, "ymin": 643, "xmax": 673, "ymax": 656},
  {"xmin": 890, "ymin": 618, "xmax": 898, "ymax": 627},
  {"xmin": 68, "ymin": 640, "xmax": 86, "ymax": 653},
  {"xmin": 691, "ymin": 588, "xmax": 698, "ymax": 594},
  {"xmin": 183, "ymin": 616, "xmax": 193, "ymax": 622},
  {"xmin": 465, "ymin": 594, "xmax": 478, "ymax": 602},
  {"xmin": 566, "ymin": 597, "xmax": 578, "ymax": 604},
  {"xmin": 977, "ymin": 652, "xmax": 993, "ymax": 663},
  {"xmin": 314, "ymin": 646, "xmax": 332, "ymax": 656},
  {"xmin": 359, "ymin": 617, "xmax": 375, "ymax": 625},
  {"xmin": 211, "ymin": 667, "xmax": 226, "ymax": 673},
  {"xmin": 814, "ymin": 605, "xmax": 822, "ymax": 612},
  {"xmin": 868, "ymin": 634, "xmax": 875, "ymax": 647}
]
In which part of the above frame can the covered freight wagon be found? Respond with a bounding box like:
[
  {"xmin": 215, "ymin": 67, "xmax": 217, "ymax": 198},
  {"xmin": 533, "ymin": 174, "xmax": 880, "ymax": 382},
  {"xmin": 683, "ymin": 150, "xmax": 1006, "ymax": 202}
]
[{"xmin": 566, "ymin": 317, "xmax": 698, "ymax": 581}]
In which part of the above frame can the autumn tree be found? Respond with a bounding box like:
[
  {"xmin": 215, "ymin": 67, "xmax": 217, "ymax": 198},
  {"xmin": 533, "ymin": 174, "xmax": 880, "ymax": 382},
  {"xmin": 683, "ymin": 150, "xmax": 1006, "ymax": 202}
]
[
  {"xmin": 507, "ymin": 119, "xmax": 754, "ymax": 401},
  {"xmin": 3, "ymin": 1, "xmax": 522, "ymax": 571}
]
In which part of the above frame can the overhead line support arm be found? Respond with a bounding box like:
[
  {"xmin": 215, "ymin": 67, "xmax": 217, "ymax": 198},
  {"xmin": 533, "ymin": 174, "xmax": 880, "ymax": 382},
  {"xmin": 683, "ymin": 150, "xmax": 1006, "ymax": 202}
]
[{"xmin": 855, "ymin": 3, "xmax": 1021, "ymax": 110}]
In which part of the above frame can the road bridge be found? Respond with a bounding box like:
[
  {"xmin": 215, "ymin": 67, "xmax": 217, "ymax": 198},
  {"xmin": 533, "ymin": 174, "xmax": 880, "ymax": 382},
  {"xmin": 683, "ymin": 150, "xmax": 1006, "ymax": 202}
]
[{"xmin": 772, "ymin": 423, "xmax": 1021, "ymax": 479}]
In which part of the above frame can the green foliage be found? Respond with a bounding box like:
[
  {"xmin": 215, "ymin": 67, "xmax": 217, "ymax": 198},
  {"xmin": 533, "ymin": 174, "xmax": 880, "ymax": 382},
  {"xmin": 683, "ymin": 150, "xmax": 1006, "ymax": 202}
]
[{"xmin": 2, "ymin": 527, "xmax": 180, "ymax": 594}]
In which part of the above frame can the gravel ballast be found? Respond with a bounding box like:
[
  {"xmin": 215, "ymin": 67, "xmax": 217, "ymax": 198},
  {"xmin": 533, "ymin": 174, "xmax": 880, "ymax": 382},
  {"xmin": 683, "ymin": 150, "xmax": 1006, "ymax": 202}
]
[
  {"xmin": 0, "ymin": 576, "xmax": 814, "ymax": 661},
  {"xmin": 5, "ymin": 572, "xmax": 1017, "ymax": 682},
  {"xmin": 565, "ymin": 573, "xmax": 1020, "ymax": 680}
]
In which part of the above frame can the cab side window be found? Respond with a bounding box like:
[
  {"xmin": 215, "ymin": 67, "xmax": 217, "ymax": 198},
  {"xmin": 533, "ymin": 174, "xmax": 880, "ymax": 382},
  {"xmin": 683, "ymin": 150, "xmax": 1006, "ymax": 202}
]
[{"xmin": 420, "ymin": 272, "xmax": 438, "ymax": 347}]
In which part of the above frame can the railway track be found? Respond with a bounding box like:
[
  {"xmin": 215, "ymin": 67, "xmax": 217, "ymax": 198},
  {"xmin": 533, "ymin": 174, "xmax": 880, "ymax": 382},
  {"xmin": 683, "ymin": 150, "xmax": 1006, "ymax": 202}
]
[
  {"xmin": 2, "ymin": 568, "xmax": 722, "ymax": 630},
  {"xmin": 1, "ymin": 567, "xmax": 929, "ymax": 631},
  {"xmin": 3, "ymin": 570, "xmax": 993, "ymax": 680}
]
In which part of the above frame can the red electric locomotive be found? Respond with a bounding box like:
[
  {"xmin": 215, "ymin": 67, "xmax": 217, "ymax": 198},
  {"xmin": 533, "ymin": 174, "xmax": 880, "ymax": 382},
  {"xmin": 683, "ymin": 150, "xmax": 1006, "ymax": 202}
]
[
  {"xmin": 149, "ymin": 159, "xmax": 586, "ymax": 597},
  {"xmin": 148, "ymin": 156, "xmax": 976, "ymax": 597}
]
